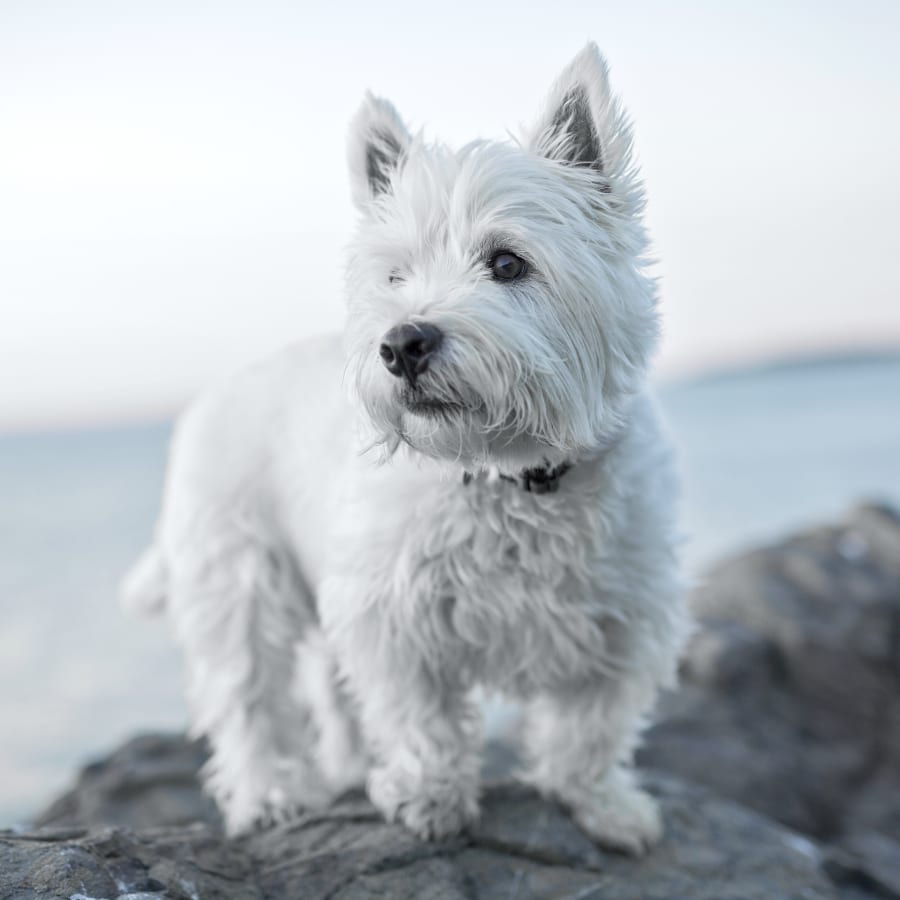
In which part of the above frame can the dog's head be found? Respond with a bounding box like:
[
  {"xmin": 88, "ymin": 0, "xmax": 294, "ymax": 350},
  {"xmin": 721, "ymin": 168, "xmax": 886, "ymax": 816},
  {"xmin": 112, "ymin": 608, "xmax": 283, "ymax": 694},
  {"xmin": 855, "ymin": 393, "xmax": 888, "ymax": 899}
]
[{"xmin": 344, "ymin": 43, "xmax": 657, "ymax": 472}]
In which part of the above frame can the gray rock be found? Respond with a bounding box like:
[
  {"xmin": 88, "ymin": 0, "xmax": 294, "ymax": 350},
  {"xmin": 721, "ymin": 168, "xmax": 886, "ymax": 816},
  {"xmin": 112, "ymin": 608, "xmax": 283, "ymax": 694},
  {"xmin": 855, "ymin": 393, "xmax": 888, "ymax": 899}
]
[
  {"xmin": 1, "ymin": 823, "xmax": 256, "ymax": 900},
  {"xmin": 4, "ymin": 764, "xmax": 836, "ymax": 899},
  {"xmin": 639, "ymin": 501, "xmax": 900, "ymax": 898},
  {"xmin": 34, "ymin": 732, "xmax": 221, "ymax": 832},
  {"xmin": 34, "ymin": 733, "xmax": 521, "ymax": 835},
  {"xmin": 15, "ymin": 502, "xmax": 900, "ymax": 898},
  {"xmin": 825, "ymin": 831, "xmax": 900, "ymax": 900}
]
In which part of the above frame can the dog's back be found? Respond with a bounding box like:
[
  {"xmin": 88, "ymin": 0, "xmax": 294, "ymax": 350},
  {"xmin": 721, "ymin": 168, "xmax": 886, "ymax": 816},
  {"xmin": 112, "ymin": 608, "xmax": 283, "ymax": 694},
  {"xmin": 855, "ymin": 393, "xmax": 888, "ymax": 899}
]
[{"xmin": 121, "ymin": 333, "xmax": 350, "ymax": 618}]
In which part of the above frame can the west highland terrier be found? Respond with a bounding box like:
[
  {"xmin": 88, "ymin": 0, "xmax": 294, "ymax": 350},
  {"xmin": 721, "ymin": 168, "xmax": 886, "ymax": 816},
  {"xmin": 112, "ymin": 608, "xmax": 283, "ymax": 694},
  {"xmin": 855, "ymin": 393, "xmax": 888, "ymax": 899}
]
[{"xmin": 123, "ymin": 42, "xmax": 689, "ymax": 855}]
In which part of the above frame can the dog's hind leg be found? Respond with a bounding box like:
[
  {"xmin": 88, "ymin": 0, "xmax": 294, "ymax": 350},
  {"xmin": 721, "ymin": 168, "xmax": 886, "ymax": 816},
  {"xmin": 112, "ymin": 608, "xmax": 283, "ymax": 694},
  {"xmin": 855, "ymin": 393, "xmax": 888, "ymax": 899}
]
[
  {"xmin": 292, "ymin": 628, "xmax": 369, "ymax": 796},
  {"xmin": 166, "ymin": 513, "xmax": 329, "ymax": 834}
]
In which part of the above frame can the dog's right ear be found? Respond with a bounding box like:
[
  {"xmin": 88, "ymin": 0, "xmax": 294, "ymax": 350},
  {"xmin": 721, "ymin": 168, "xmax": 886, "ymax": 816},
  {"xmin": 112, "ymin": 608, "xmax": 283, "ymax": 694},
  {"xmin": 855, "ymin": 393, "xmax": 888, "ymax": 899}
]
[
  {"xmin": 348, "ymin": 93, "xmax": 411, "ymax": 210},
  {"xmin": 527, "ymin": 43, "xmax": 634, "ymax": 192}
]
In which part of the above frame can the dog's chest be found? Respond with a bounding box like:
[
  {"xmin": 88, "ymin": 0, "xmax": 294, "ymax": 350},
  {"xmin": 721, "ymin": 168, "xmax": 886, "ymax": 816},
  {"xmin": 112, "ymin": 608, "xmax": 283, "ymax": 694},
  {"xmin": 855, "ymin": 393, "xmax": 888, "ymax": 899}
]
[{"xmin": 410, "ymin": 478, "xmax": 612, "ymax": 693}]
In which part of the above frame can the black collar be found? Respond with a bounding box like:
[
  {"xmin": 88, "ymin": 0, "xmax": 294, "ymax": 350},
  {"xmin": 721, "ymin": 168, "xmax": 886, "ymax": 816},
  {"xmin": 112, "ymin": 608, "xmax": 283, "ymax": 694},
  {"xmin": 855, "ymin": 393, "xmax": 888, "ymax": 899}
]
[{"xmin": 462, "ymin": 461, "xmax": 572, "ymax": 494}]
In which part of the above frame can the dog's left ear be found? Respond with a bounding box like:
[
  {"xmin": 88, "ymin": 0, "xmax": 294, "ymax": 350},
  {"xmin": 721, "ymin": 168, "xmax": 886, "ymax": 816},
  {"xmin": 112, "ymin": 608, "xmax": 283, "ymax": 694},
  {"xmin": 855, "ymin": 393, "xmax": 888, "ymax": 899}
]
[
  {"xmin": 348, "ymin": 92, "xmax": 411, "ymax": 210},
  {"xmin": 528, "ymin": 43, "xmax": 632, "ymax": 184}
]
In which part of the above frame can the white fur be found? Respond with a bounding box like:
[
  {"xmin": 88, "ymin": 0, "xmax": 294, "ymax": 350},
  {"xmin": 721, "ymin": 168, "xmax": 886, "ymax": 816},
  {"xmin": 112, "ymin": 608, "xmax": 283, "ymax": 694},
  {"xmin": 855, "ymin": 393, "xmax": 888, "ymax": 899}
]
[{"xmin": 122, "ymin": 43, "xmax": 689, "ymax": 854}]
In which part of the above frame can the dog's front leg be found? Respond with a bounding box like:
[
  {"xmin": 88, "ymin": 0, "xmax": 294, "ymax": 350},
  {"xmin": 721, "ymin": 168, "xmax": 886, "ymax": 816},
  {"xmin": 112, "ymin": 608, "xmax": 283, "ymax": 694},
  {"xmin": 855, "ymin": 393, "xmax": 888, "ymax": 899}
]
[
  {"xmin": 522, "ymin": 677, "xmax": 662, "ymax": 855},
  {"xmin": 324, "ymin": 601, "xmax": 481, "ymax": 840}
]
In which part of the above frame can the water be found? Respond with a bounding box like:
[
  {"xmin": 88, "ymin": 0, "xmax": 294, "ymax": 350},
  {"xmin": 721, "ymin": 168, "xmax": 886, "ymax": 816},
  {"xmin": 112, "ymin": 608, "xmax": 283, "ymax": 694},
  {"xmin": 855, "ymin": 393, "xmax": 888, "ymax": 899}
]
[
  {"xmin": 659, "ymin": 355, "xmax": 900, "ymax": 564},
  {"xmin": 1, "ymin": 355, "xmax": 898, "ymax": 824}
]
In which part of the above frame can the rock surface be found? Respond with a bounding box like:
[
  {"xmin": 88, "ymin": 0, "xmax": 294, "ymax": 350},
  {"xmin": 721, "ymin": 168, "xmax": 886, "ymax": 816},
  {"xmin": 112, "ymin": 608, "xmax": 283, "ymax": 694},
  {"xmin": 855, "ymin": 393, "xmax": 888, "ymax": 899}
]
[
  {"xmin": 7, "ymin": 502, "xmax": 900, "ymax": 898},
  {"xmin": 33, "ymin": 733, "xmax": 220, "ymax": 834},
  {"xmin": 5, "ymin": 736, "xmax": 834, "ymax": 900},
  {"xmin": 640, "ymin": 503, "xmax": 900, "ymax": 847}
]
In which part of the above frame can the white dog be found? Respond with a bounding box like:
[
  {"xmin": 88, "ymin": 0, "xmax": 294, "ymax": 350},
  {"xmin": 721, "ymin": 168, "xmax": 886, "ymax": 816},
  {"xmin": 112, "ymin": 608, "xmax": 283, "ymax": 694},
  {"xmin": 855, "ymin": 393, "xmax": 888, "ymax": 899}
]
[{"xmin": 123, "ymin": 42, "xmax": 689, "ymax": 856}]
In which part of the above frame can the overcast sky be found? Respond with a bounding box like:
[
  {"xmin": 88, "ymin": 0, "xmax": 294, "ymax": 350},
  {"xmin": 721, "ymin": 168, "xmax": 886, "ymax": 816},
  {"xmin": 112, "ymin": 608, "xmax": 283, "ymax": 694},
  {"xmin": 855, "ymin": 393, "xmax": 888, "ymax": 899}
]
[{"xmin": 2, "ymin": 0, "xmax": 899, "ymax": 430}]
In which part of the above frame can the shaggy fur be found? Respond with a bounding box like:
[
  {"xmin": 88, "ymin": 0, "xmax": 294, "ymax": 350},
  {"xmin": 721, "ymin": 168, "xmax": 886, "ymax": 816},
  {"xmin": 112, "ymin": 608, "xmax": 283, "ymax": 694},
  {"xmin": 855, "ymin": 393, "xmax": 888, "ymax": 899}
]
[{"xmin": 122, "ymin": 43, "xmax": 689, "ymax": 855}]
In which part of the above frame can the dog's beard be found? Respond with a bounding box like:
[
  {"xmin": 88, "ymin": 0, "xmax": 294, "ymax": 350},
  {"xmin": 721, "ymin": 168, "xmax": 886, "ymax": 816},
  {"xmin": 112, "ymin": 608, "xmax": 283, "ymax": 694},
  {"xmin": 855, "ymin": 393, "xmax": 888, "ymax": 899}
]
[
  {"xmin": 397, "ymin": 383, "xmax": 467, "ymax": 419},
  {"xmin": 352, "ymin": 354, "xmax": 589, "ymax": 471},
  {"xmin": 383, "ymin": 376, "xmax": 492, "ymax": 465}
]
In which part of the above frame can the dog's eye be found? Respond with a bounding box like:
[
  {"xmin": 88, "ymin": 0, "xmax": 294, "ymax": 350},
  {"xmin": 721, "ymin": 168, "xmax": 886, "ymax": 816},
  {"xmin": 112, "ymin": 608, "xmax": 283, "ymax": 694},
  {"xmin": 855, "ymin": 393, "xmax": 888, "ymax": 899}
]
[
  {"xmin": 490, "ymin": 252, "xmax": 527, "ymax": 281},
  {"xmin": 388, "ymin": 271, "xmax": 404, "ymax": 285}
]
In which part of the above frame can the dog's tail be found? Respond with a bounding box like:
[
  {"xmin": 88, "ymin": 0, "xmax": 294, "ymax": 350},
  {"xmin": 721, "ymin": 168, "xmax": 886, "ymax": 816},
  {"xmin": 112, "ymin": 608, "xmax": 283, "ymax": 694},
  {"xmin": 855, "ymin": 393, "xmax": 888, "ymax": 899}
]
[{"xmin": 120, "ymin": 545, "xmax": 169, "ymax": 618}]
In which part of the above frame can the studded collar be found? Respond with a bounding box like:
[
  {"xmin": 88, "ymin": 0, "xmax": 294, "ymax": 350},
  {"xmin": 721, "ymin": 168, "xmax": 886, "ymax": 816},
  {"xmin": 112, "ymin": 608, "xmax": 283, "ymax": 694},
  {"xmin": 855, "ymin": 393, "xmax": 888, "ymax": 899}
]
[{"xmin": 462, "ymin": 461, "xmax": 572, "ymax": 495}]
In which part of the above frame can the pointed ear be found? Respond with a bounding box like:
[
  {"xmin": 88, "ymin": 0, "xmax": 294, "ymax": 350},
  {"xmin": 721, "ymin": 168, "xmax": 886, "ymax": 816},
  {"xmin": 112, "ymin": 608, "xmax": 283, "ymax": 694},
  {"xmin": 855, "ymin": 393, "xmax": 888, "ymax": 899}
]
[
  {"xmin": 347, "ymin": 92, "xmax": 411, "ymax": 210},
  {"xmin": 528, "ymin": 43, "xmax": 631, "ymax": 181}
]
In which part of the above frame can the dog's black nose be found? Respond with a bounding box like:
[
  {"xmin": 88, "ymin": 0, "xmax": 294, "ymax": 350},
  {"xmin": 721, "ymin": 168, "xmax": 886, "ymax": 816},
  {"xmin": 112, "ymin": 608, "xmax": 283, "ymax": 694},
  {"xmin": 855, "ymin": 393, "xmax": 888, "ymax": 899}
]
[{"xmin": 379, "ymin": 322, "xmax": 443, "ymax": 382}]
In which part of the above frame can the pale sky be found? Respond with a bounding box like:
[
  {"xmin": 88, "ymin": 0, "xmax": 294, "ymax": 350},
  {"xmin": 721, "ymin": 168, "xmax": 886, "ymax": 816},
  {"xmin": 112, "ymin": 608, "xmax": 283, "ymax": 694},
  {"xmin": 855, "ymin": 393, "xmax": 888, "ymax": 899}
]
[{"xmin": 2, "ymin": 0, "xmax": 899, "ymax": 430}]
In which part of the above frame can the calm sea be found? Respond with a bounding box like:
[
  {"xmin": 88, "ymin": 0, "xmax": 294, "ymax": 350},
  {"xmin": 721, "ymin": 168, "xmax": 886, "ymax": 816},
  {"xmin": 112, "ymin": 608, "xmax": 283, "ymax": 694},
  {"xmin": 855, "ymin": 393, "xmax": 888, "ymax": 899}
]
[{"xmin": 1, "ymin": 356, "xmax": 899, "ymax": 823}]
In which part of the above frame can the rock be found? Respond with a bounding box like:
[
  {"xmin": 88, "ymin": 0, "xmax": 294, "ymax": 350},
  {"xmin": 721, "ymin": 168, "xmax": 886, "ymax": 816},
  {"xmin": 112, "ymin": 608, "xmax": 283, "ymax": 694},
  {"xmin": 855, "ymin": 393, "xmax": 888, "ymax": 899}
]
[
  {"xmin": 34, "ymin": 732, "xmax": 221, "ymax": 832},
  {"xmin": 639, "ymin": 501, "xmax": 900, "ymax": 886},
  {"xmin": 12, "ymin": 501, "xmax": 900, "ymax": 898},
  {"xmin": 34, "ymin": 732, "xmax": 520, "ymax": 835},
  {"xmin": 825, "ymin": 831, "xmax": 900, "ymax": 900},
  {"xmin": 3, "ymin": 742, "xmax": 836, "ymax": 899},
  {"xmin": 1, "ymin": 823, "xmax": 256, "ymax": 900}
]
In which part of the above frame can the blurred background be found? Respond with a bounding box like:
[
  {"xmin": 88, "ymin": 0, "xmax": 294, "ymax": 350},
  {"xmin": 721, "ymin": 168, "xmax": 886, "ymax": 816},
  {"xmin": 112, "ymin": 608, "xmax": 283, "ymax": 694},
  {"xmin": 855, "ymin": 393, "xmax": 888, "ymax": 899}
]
[{"xmin": 1, "ymin": 0, "xmax": 899, "ymax": 825}]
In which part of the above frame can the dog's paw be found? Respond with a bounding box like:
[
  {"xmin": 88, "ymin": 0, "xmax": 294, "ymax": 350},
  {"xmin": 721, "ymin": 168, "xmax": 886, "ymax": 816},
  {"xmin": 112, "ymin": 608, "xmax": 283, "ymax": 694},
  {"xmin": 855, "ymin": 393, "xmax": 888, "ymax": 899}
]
[
  {"xmin": 569, "ymin": 774, "xmax": 662, "ymax": 856},
  {"xmin": 397, "ymin": 786, "xmax": 480, "ymax": 841},
  {"xmin": 368, "ymin": 765, "xmax": 479, "ymax": 841},
  {"xmin": 225, "ymin": 774, "xmax": 334, "ymax": 836},
  {"xmin": 249, "ymin": 800, "xmax": 305, "ymax": 832}
]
